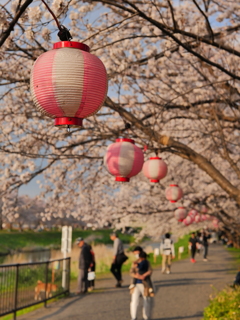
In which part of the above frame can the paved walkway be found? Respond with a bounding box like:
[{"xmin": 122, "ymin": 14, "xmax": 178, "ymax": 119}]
[{"xmin": 19, "ymin": 245, "xmax": 235, "ymax": 320}]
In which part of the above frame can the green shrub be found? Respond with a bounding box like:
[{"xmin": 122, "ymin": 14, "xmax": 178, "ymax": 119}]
[{"xmin": 203, "ymin": 287, "xmax": 240, "ymax": 320}]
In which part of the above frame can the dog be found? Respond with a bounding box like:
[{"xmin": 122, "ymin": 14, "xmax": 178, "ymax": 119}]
[{"xmin": 34, "ymin": 280, "xmax": 58, "ymax": 301}]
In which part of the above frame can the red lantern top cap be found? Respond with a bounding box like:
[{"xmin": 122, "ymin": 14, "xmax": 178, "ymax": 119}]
[
  {"xmin": 170, "ymin": 184, "xmax": 178, "ymax": 187},
  {"xmin": 178, "ymin": 206, "xmax": 185, "ymax": 209},
  {"xmin": 116, "ymin": 138, "xmax": 135, "ymax": 144},
  {"xmin": 53, "ymin": 41, "xmax": 90, "ymax": 52},
  {"xmin": 149, "ymin": 157, "xmax": 162, "ymax": 160}
]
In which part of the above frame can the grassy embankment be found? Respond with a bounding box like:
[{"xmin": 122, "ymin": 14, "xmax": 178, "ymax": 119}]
[
  {"xmin": 0, "ymin": 229, "xmax": 134, "ymax": 255},
  {"xmin": 203, "ymin": 246, "xmax": 240, "ymax": 320}
]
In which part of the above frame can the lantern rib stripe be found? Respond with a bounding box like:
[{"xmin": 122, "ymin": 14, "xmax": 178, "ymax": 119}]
[
  {"xmin": 118, "ymin": 142, "xmax": 134, "ymax": 177},
  {"xmin": 75, "ymin": 51, "xmax": 108, "ymax": 118},
  {"xmin": 31, "ymin": 49, "xmax": 60, "ymax": 118},
  {"xmin": 127, "ymin": 145, "xmax": 144, "ymax": 177},
  {"xmin": 53, "ymin": 48, "xmax": 84, "ymax": 117},
  {"xmin": 104, "ymin": 143, "xmax": 121, "ymax": 176}
]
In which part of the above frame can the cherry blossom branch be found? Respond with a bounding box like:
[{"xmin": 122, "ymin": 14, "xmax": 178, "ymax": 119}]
[
  {"xmin": 105, "ymin": 96, "xmax": 240, "ymax": 203},
  {"xmin": 122, "ymin": 0, "xmax": 240, "ymax": 80},
  {"xmin": 0, "ymin": 0, "xmax": 33, "ymax": 48}
]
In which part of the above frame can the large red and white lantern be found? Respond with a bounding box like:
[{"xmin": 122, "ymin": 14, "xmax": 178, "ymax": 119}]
[
  {"xmin": 104, "ymin": 138, "xmax": 144, "ymax": 182},
  {"xmin": 142, "ymin": 157, "xmax": 168, "ymax": 183},
  {"xmin": 183, "ymin": 216, "xmax": 193, "ymax": 226},
  {"xmin": 30, "ymin": 41, "xmax": 108, "ymax": 127},
  {"xmin": 174, "ymin": 207, "xmax": 187, "ymax": 222},
  {"xmin": 165, "ymin": 184, "xmax": 183, "ymax": 203}
]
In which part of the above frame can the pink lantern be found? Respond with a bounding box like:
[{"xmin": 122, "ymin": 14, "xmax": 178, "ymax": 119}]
[
  {"xmin": 201, "ymin": 215, "xmax": 208, "ymax": 221},
  {"xmin": 188, "ymin": 209, "xmax": 198, "ymax": 218},
  {"xmin": 104, "ymin": 138, "xmax": 144, "ymax": 182},
  {"xmin": 194, "ymin": 214, "xmax": 202, "ymax": 223},
  {"xmin": 212, "ymin": 218, "xmax": 219, "ymax": 228},
  {"xmin": 165, "ymin": 184, "xmax": 183, "ymax": 203},
  {"xmin": 30, "ymin": 41, "xmax": 108, "ymax": 127},
  {"xmin": 174, "ymin": 207, "xmax": 187, "ymax": 222},
  {"xmin": 205, "ymin": 214, "xmax": 211, "ymax": 220},
  {"xmin": 142, "ymin": 157, "xmax": 168, "ymax": 183},
  {"xmin": 183, "ymin": 216, "xmax": 193, "ymax": 226}
]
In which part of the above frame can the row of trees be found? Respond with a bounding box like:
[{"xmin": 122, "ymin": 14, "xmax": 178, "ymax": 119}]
[{"xmin": 0, "ymin": 0, "xmax": 240, "ymax": 244}]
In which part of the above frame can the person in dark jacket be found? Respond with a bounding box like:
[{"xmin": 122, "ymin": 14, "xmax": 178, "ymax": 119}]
[
  {"xmin": 202, "ymin": 230, "xmax": 211, "ymax": 261},
  {"xmin": 88, "ymin": 245, "xmax": 96, "ymax": 291},
  {"xmin": 76, "ymin": 237, "xmax": 92, "ymax": 294},
  {"xmin": 189, "ymin": 232, "xmax": 198, "ymax": 263}
]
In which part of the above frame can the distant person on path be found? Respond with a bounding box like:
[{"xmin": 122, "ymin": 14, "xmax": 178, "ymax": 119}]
[
  {"xmin": 76, "ymin": 237, "xmax": 93, "ymax": 294},
  {"xmin": 202, "ymin": 230, "xmax": 211, "ymax": 261},
  {"xmin": 189, "ymin": 232, "xmax": 198, "ymax": 263},
  {"xmin": 129, "ymin": 246, "xmax": 154, "ymax": 294},
  {"xmin": 110, "ymin": 232, "xmax": 128, "ymax": 287},
  {"xmin": 161, "ymin": 233, "xmax": 175, "ymax": 274},
  {"xmin": 130, "ymin": 251, "xmax": 153, "ymax": 320},
  {"xmin": 88, "ymin": 245, "xmax": 96, "ymax": 291}
]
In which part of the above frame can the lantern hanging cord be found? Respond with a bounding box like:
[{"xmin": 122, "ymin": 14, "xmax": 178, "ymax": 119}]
[{"xmin": 41, "ymin": 0, "xmax": 72, "ymax": 41}]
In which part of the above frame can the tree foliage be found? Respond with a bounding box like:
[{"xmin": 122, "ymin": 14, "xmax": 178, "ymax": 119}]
[{"xmin": 0, "ymin": 0, "xmax": 240, "ymax": 240}]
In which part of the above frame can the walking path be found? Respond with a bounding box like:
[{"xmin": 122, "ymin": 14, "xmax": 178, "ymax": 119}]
[{"xmin": 19, "ymin": 244, "xmax": 235, "ymax": 320}]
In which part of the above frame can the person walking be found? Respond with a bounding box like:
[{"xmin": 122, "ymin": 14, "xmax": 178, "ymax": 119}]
[
  {"xmin": 202, "ymin": 230, "xmax": 211, "ymax": 261},
  {"xmin": 189, "ymin": 232, "xmax": 198, "ymax": 263},
  {"xmin": 130, "ymin": 251, "xmax": 153, "ymax": 320},
  {"xmin": 110, "ymin": 232, "xmax": 128, "ymax": 287},
  {"xmin": 76, "ymin": 237, "xmax": 92, "ymax": 294},
  {"xmin": 88, "ymin": 245, "xmax": 96, "ymax": 291},
  {"xmin": 161, "ymin": 233, "xmax": 175, "ymax": 274}
]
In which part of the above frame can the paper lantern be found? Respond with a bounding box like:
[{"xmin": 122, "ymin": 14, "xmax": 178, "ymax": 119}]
[
  {"xmin": 174, "ymin": 207, "xmax": 187, "ymax": 222},
  {"xmin": 188, "ymin": 209, "xmax": 198, "ymax": 218},
  {"xmin": 104, "ymin": 138, "xmax": 144, "ymax": 182},
  {"xmin": 183, "ymin": 216, "xmax": 193, "ymax": 226},
  {"xmin": 142, "ymin": 157, "xmax": 168, "ymax": 183},
  {"xmin": 30, "ymin": 41, "xmax": 108, "ymax": 127},
  {"xmin": 194, "ymin": 214, "xmax": 202, "ymax": 223},
  {"xmin": 165, "ymin": 184, "xmax": 183, "ymax": 203},
  {"xmin": 212, "ymin": 218, "xmax": 219, "ymax": 228}
]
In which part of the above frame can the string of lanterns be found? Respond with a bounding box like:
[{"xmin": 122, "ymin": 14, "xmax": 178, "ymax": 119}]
[{"xmin": 29, "ymin": 2, "xmax": 219, "ymax": 230}]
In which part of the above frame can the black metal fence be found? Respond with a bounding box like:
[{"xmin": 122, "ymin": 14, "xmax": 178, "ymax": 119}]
[{"xmin": 0, "ymin": 258, "xmax": 71, "ymax": 319}]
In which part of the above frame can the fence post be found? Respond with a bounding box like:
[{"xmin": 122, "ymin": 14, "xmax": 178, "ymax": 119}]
[
  {"xmin": 44, "ymin": 261, "xmax": 49, "ymax": 308},
  {"xmin": 67, "ymin": 258, "xmax": 71, "ymax": 295},
  {"xmin": 13, "ymin": 264, "xmax": 19, "ymax": 320}
]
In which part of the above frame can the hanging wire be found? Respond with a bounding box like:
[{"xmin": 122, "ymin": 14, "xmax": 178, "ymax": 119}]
[{"xmin": 41, "ymin": 0, "xmax": 72, "ymax": 41}]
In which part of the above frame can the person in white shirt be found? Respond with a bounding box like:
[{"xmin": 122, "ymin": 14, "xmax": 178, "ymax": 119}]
[{"xmin": 160, "ymin": 233, "xmax": 175, "ymax": 274}]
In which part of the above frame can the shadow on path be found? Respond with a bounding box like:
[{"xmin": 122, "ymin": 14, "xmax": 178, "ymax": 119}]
[
  {"xmin": 154, "ymin": 313, "xmax": 203, "ymax": 320},
  {"xmin": 37, "ymin": 295, "xmax": 86, "ymax": 320}
]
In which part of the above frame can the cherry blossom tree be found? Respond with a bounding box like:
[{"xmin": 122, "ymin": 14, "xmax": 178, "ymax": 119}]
[{"xmin": 0, "ymin": 0, "xmax": 240, "ymax": 244}]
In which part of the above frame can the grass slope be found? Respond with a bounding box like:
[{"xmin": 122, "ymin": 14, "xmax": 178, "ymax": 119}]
[{"xmin": 0, "ymin": 229, "xmax": 134, "ymax": 254}]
